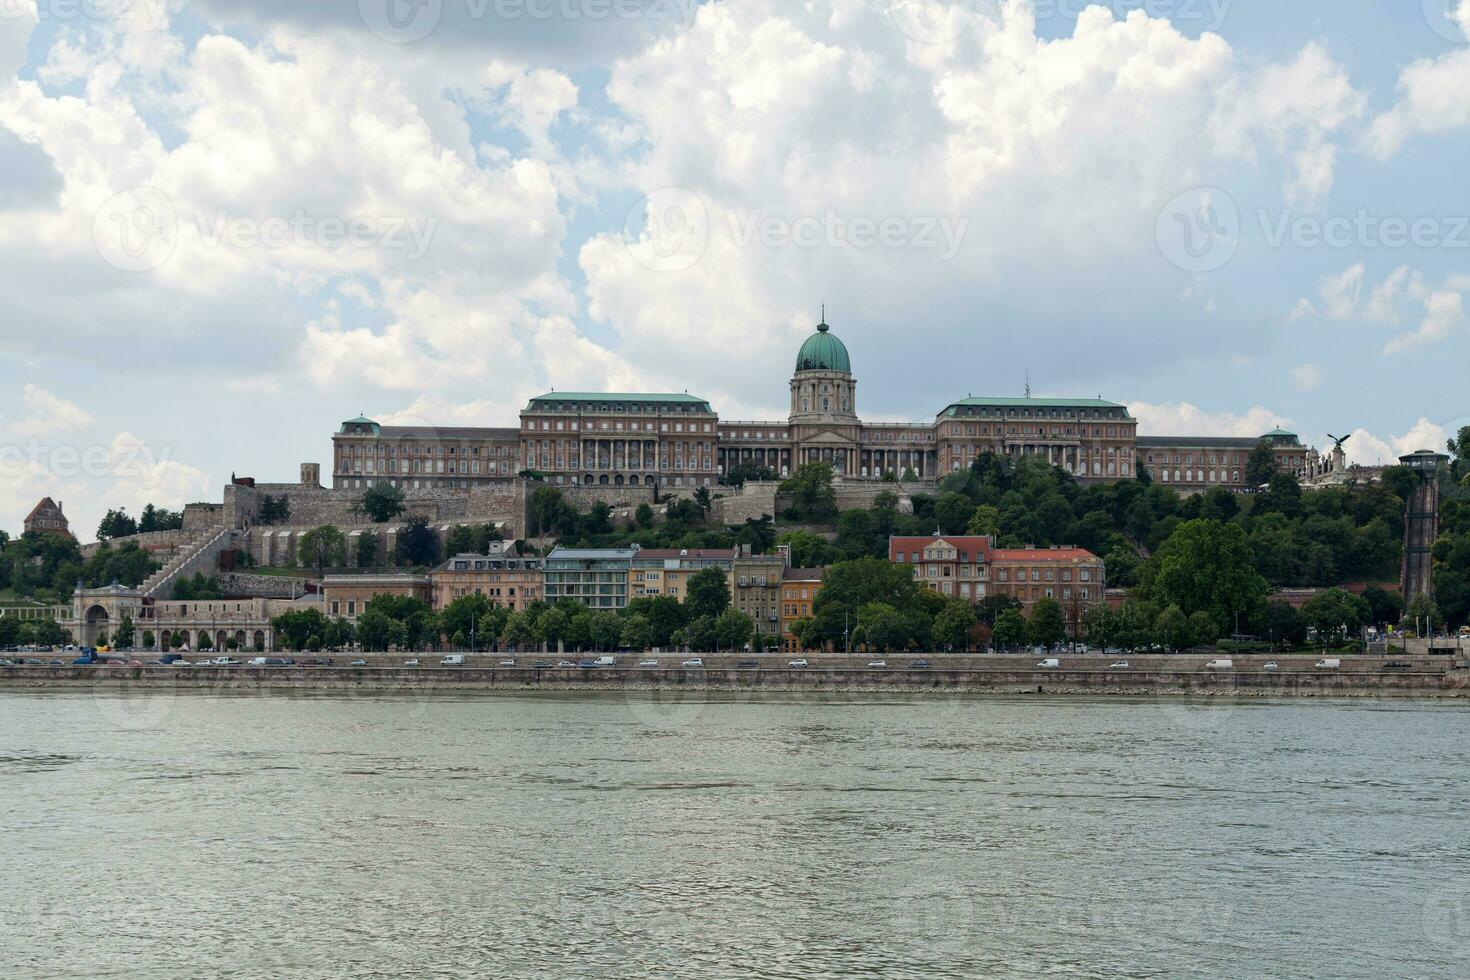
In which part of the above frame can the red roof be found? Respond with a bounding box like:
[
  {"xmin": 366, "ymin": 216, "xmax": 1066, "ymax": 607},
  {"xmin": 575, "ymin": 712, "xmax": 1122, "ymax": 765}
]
[
  {"xmin": 888, "ymin": 535, "xmax": 992, "ymax": 563},
  {"xmin": 991, "ymin": 548, "xmax": 1098, "ymax": 562},
  {"xmin": 23, "ymin": 497, "xmax": 59, "ymax": 523}
]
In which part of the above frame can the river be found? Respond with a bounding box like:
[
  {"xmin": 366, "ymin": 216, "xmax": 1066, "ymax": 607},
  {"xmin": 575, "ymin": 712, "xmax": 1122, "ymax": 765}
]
[{"xmin": 3, "ymin": 690, "xmax": 1469, "ymax": 979}]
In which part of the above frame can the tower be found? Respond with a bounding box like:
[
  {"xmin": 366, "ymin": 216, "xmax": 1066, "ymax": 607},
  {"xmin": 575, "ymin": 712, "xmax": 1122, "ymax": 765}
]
[
  {"xmin": 1399, "ymin": 450, "xmax": 1448, "ymax": 607},
  {"xmin": 789, "ymin": 317, "xmax": 860, "ymax": 475}
]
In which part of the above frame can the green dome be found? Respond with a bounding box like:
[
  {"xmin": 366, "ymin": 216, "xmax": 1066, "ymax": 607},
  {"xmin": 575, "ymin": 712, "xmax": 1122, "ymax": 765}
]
[{"xmin": 795, "ymin": 321, "xmax": 851, "ymax": 373}]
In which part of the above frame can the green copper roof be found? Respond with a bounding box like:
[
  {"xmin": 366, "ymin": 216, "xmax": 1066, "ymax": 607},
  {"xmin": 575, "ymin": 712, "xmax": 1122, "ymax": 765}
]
[
  {"xmin": 526, "ymin": 392, "xmax": 713, "ymax": 412},
  {"xmin": 1262, "ymin": 427, "xmax": 1296, "ymax": 438},
  {"xmin": 339, "ymin": 416, "xmax": 381, "ymax": 435},
  {"xmin": 795, "ymin": 322, "xmax": 851, "ymax": 373}
]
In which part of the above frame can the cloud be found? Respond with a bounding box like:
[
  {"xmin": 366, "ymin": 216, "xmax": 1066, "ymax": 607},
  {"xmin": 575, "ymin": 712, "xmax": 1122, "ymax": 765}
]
[
  {"xmin": 1384, "ymin": 289, "xmax": 1465, "ymax": 354},
  {"xmin": 1300, "ymin": 264, "xmax": 1467, "ymax": 353},
  {"xmin": 1368, "ymin": 0, "xmax": 1470, "ymax": 161},
  {"xmin": 0, "ymin": 125, "xmax": 62, "ymax": 210},
  {"xmin": 1129, "ymin": 401, "xmax": 1290, "ymax": 438},
  {"xmin": 1290, "ymin": 363, "xmax": 1322, "ymax": 391},
  {"xmin": 6, "ymin": 385, "xmax": 95, "ymax": 437},
  {"xmin": 1345, "ymin": 418, "xmax": 1452, "ymax": 467}
]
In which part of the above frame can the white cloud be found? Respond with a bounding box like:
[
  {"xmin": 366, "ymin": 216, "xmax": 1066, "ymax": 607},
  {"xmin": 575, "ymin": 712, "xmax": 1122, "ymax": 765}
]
[
  {"xmin": 1290, "ymin": 363, "xmax": 1322, "ymax": 391},
  {"xmin": 1300, "ymin": 264, "xmax": 1467, "ymax": 354},
  {"xmin": 1129, "ymin": 401, "xmax": 1290, "ymax": 438},
  {"xmin": 6, "ymin": 384, "xmax": 95, "ymax": 437},
  {"xmin": 1345, "ymin": 418, "xmax": 1452, "ymax": 467},
  {"xmin": 1317, "ymin": 263, "xmax": 1365, "ymax": 320},
  {"xmin": 1385, "ymin": 289, "xmax": 1465, "ymax": 354}
]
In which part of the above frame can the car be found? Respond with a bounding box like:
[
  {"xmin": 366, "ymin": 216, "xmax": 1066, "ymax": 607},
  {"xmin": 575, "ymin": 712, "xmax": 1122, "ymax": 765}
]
[
  {"xmin": 533, "ymin": 660, "xmax": 552, "ymax": 668},
  {"xmin": 681, "ymin": 658, "xmax": 705, "ymax": 668},
  {"xmin": 1384, "ymin": 661, "xmax": 1413, "ymax": 671},
  {"xmin": 1109, "ymin": 661, "xmax": 1130, "ymax": 670},
  {"xmin": 440, "ymin": 655, "xmax": 466, "ymax": 667},
  {"xmin": 168, "ymin": 659, "xmax": 193, "ymax": 667},
  {"xmin": 499, "ymin": 659, "xmax": 516, "ymax": 667},
  {"xmin": 247, "ymin": 657, "xmax": 270, "ymax": 667},
  {"xmin": 593, "ymin": 656, "xmax": 617, "ymax": 667},
  {"xmin": 0, "ymin": 659, "xmax": 12, "ymax": 666},
  {"xmin": 867, "ymin": 660, "xmax": 888, "ymax": 668},
  {"xmin": 638, "ymin": 659, "xmax": 660, "ymax": 668},
  {"xmin": 1263, "ymin": 661, "xmax": 1280, "ymax": 671},
  {"xmin": 1315, "ymin": 658, "xmax": 1342, "ymax": 671},
  {"xmin": 1037, "ymin": 659, "xmax": 1062, "ymax": 669},
  {"xmin": 788, "ymin": 659, "xmax": 809, "ymax": 668},
  {"xmin": 910, "ymin": 660, "xmax": 932, "ymax": 669},
  {"xmin": 557, "ymin": 660, "xmax": 576, "ymax": 668},
  {"xmin": 350, "ymin": 659, "xmax": 368, "ymax": 667},
  {"xmin": 403, "ymin": 659, "xmax": 420, "ymax": 667},
  {"xmin": 1203, "ymin": 659, "xmax": 1234, "ymax": 671}
]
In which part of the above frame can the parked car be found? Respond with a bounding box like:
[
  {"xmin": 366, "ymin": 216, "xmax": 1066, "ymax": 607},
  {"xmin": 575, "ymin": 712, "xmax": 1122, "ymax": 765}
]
[
  {"xmin": 1315, "ymin": 658, "xmax": 1342, "ymax": 670},
  {"xmin": 738, "ymin": 660, "xmax": 760, "ymax": 669},
  {"xmin": 533, "ymin": 660, "xmax": 552, "ymax": 668},
  {"xmin": 499, "ymin": 659, "xmax": 516, "ymax": 667},
  {"xmin": 681, "ymin": 658, "xmax": 705, "ymax": 668},
  {"xmin": 593, "ymin": 656, "xmax": 617, "ymax": 667},
  {"xmin": 1263, "ymin": 661, "xmax": 1280, "ymax": 671},
  {"xmin": 788, "ymin": 659, "xmax": 809, "ymax": 668},
  {"xmin": 867, "ymin": 660, "xmax": 887, "ymax": 668},
  {"xmin": 211, "ymin": 657, "xmax": 241, "ymax": 667},
  {"xmin": 403, "ymin": 659, "xmax": 420, "ymax": 667},
  {"xmin": 247, "ymin": 657, "xmax": 270, "ymax": 667},
  {"xmin": 910, "ymin": 660, "xmax": 932, "ymax": 669},
  {"xmin": 638, "ymin": 659, "xmax": 660, "ymax": 668},
  {"xmin": 1037, "ymin": 658, "xmax": 1062, "ymax": 669},
  {"xmin": 0, "ymin": 659, "xmax": 13, "ymax": 666},
  {"xmin": 440, "ymin": 655, "xmax": 466, "ymax": 667},
  {"xmin": 1203, "ymin": 659, "xmax": 1234, "ymax": 671},
  {"xmin": 557, "ymin": 660, "xmax": 576, "ymax": 668},
  {"xmin": 350, "ymin": 659, "xmax": 368, "ymax": 667},
  {"xmin": 1109, "ymin": 661, "xmax": 1131, "ymax": 670}
]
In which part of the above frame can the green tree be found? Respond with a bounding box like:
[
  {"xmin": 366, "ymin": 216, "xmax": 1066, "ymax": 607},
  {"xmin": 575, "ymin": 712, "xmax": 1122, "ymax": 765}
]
[
  {"xmin": 693, "ymin": 486, "xmax": 713, "ymax": 516},
  {"xmin": 975, "ymin": 593, "xmax": 1023, "ymax": 626},
  {"xmin": 590, "ymin": 612, "xmax": 624, "ymax": 651},
  {"xmin": 356, "ymin": 533, "xmax": 379, "ymax": 568},
  {"xmin": 270, "ymin": 608, "xmax": 333, "ymax": 651},
  {"xmin": 966, "ymin": 504, "xmax": 1001, "ymax": 536},
  {"xmin": 502, "ymin": 610, "xmax": 538, "ymax": 651},
  {"xmin": 779, "ymin": 463, "xmax": 838, "ymax": 521},
  {"xmin": 776, "ymin": 530, "xmax": 839, "ymax": 569},
  {"xmin": 1027, "ymin": 598, "xmax": 1066, "ymax": 649},
  {"xmin": 397, "ymin": 517, "xmax": 440, "ymax": 567},
  {"xmin": 714, "ymin": 609, "xmax": 754, "ymax": 651},
  {"xmin": 859, "ymin": 602, "xmax": 908, "ymax": 652},
  {"xmin": 1142, "ymin": 519, "xmax": 1267, "ymax": 633},
  {"xmin": 684, "ymin": 614, "xmax": 716, "ymax": 651},
  {"xmin": 934, "ymin": 492, "xmax": 976, "ymax": 535},
  {"xmin": 137, "ymin": 504, "xmax": 184, "ymax": 533},
  {"xmin": 1361, "ymin": 587, "xmax": 1404, "ymax": 628},
  {"xmin": 635, "ymin": 503, "xmax": 655, "ymax": 528},
  {"xmin": 97, "ymin": 509, "xmax": 138, "ymax": 541},
  {"xmin": 932, "ymin": 601, "xmax": 977, "ymax": 651},
  {"xmin": 439, "ymin": 593, "xmax": 497, "ymax": 650},
  {"xmin": 356, "ymin": 609, "xmax": 402, "ymax": 651},
  {"xmin": 1245, "ymin": 440, "xmax": 1278, "ymax": 487},
  {"xmin": 621, "ymin": 614, "xmax": 654, "ymax": 651},
  {"xmin": 297, "ymin": 525, "xmax": 347, "ymax": 578},
  {"xmin": 141, "ymin": 629, "xmax": 156, "ymax": 650},
  {"xmin": 1300, "ymin": 588, "xmax": 1371, "ymax": 643},
  {"xmin": 684, "ymin": 567, "xmax": 730, "ymax": 620},
  {"xmin": 360, "ymin": 482, "xmax": 406, "ymax": 523},
  {"xmin": 1404, "ymin": 592, "xmax": 1441, "ymax": 635},
  {"xmin": 624, "ymin": 596, "xmax": 687, "ymax": 647},
  {"xmin": 257, "ymin": 494, "xmax": 291, "ymax": 525},
  {"xmin": 1154, "ymin": 605, "xmax": 1190, "ymax": 652},
  {"xmin": 992, "ymin": 608, "xmax": 1026, "ymax": 650}
]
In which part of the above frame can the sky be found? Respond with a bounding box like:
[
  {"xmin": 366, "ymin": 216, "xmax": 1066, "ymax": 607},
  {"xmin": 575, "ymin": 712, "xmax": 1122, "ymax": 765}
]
[{"xmin": 1, "ymin": 0, "xmax": 1468, "ymax": 541}]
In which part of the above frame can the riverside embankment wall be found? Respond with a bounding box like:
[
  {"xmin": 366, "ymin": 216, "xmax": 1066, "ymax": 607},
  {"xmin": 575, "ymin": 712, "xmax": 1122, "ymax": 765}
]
[{"xmin": 5, "ymin": 662, "xmax": 1467, "ymax": 696}]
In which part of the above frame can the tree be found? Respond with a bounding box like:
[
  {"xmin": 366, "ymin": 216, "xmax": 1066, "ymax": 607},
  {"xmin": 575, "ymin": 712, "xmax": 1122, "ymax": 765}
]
[
  {"xmin": 1403, "ymin": 592, "xmax": 1441, "ymax": 636},
  {"xmin": 684, "ymin": 567, "xmax": 730, "ymax": 620},
  {"xmin": 1362, "ymin": 587, "xmax": 1404, "ymax": 628},
  {"xmin": 502, "ymin": 610, "xmax": 538, "ymax": 651},
  {"xmin": 356, "ymin": 533, "xmax": 379, "ymax": 568},
  {"xmin": 297, "ymin": 525, "xmax": 347, "ymax": 577},
  {"xmin": 1142, "ymin": 519, "xmax": 1267, "ymax": 633},
  {"xmin": 173, "ymin": 573, "xmax": 222, "ymax": 600},
  {"xmin": 1301, "ymin": 588, "xmax": 1371, "ymax": 643},
  {"xmin": 360, "ymin": 482, "xmax": 406, "ymax": 523},
  {"xmin": 137, "ymin": 504, "xmax": 184, "ymax": 533},
  {"xmin": 992, "ymin": 608, "xmax": 1026, "ymax": 650},
  {"xmin": 271, "ymin": 608, "xmax": 333, "ymax": 651},
  {"xmin": 141, "ymin": 629, "xmax": 156, "ymax": 650},
  {"xmin": 859, "ymin": 602, "xmax": 908, "ymax": 652},
  {"xmin": 397, "ymin": 517, "xmax": 440, "ymax": 567},
  {"xmin": 777, "ymin": 531, "xmax": 839, "ymax": 569},
  {"xmin": 622, "ymin": 614, "xmax": 654, "ymax": 651},
  {"xmin": 975, "ymin": 593, "xmax": 1023, "ymax": 626},
  {"xmin": 634, "ymin": 503, "xmax": 655, "ymax": 528},
  {"xmin": 113, "ymin": 614, "xmax": 135, "ymax": 650},
  {"xmin": 1027, "ymin": 598, "xmax": 1066, "ymax": 649},
  {"xmin": 933, "ymin": 602, "xmax": 977, "ymax": 651},
  {"xmin": 1245, "ymin": 440, "xmax": 1278, "ymax": 487},
  {"xmin": 684, "ymin": 614, "xmax": 716, "ymax": 651},
  {"xmin": 589, "ymin": 612, "xmax": 623, "ymax": 652},
  {"xmin": 97, "ymin": 509, "xmax": 138, "ymax": 541},
  {"xmin": 693, "ymin": 486, "xmax": 713, "ymax": 515},
  {"xmin": 257, "ymin": 494, "xmax": 291, "ymax": 526},
  {"xmin": 1154, "ymin": 605, "xmax": 1190, "ymax": 652},
  {"xmin": 714, "ymin": 609, "xmax": 754, "ymax": 651},
  {"xmin": 934, "ymin": 492, "xmax": 976, "ymax": 535},
  {"xmin": 1261, "ymin": 602, "xmax": 1306, "ymax": 649},
  {"xmin": 779, "ymin": 463, "xmax": 838, "ymax": 522},
  {"xmin": 1083, "ymin": 605, "xmax": 1116, "ymax": 651},
  {"xmin": 733, "ymin": 516, "xmax": 778, "ymax": 554},
  {"xmin": 356, "ymin": 609, "xmax": 402, "ymax": 651},
  {"xmin": 966, "ymin": 505, "xmax": 1001, "ymax": 537},
  {"xmin": 439, "ymin": 593, "xmax": 498, "ymax": 650}
]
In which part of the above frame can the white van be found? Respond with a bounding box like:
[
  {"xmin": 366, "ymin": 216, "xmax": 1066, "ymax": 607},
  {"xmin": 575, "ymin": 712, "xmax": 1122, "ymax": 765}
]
[
  {"xmin": 1315, "ymin": 658, "xmax": 1342, "ymax": 670},
  {"xmin": 246, "ymin": 657, "xmax": 269, "ymax": 667},
  {"xmin": 1204, "ymin": 659, "xmax": 1234, "ymax": 671},
  {"xmin": 440, "ymin": 655, "xmax": 466, "ymax": 667},
  {"xmin": 593, "ymin": 656, "xmax": 616, "ymax": 667},
  {"xmin": 1036, "ymin": 658, "xmax": 1061, "ymax": 669}
]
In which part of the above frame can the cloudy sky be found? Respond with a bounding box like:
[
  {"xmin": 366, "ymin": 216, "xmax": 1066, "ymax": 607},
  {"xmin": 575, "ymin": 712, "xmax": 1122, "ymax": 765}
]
[{"xmin": 2, "ymin": 0, "xmax": 1468, "ymax": 540}]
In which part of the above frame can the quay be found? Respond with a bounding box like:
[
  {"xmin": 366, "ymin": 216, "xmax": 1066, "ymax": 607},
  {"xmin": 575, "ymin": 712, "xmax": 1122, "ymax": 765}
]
[{"xmin": 2, "ymin": 655, "xmax": 1467, "ymax": 697}]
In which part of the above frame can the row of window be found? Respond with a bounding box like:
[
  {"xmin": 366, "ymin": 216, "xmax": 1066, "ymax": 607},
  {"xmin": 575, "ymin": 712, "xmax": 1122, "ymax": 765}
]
[{"xmin": 527, "ymin": 419, "xmax": 716, "ymax": 433}]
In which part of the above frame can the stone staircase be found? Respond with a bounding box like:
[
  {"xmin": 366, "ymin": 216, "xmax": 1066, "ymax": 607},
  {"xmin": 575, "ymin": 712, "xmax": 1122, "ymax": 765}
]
[{"xmin": 141, "ymin": 526, "xmax": 235, "ymax": 599}]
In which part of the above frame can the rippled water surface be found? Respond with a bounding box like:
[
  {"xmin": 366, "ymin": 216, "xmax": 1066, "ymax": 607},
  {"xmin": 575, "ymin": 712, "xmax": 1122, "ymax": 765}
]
[{"xmin": 4, "ymin": 690, "xmax": 1470, "ymax": 979}]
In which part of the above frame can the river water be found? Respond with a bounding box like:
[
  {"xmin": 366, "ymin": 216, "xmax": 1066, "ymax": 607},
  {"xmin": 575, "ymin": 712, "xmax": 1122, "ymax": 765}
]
[{"xmin": 3, "ymin": 689, "xmax": 1469, "ymax": 979}]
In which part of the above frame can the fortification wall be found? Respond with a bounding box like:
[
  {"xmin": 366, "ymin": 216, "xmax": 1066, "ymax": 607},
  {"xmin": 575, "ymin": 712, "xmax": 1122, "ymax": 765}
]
[
  {"xmin": 80, "ymin": 529, "xmax": 194, "ymax": 559},
  {"xmin": 226, "ymin": 481, "xmax": 527, "ymax": 537}
]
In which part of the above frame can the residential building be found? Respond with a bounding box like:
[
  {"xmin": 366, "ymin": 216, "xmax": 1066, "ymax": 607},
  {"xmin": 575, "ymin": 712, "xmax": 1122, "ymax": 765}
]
[
  {"xmin": 629, "ymin": 548, "xmax": 736, "ymax": 600},
  {"xmin": 322, "ymin": 572, "xmax": 432, "ymax": 622},
  {"xmin": 430, "ymin": 543, "xmax": 543, "ymax": 612},
  {"xmin": 990, "ymin": 547, "xmax": 1106, "ymax": 636},
  {"xmin": 543, "ymin": 547, "xmax": 639, "ymax": 610},
  {"xmin": 733, "ymin": 546, "xmax": 787, "ymax": 639},
  {"xmin": 889, "ymin": 534, "xmax": 993, "ymax": 603},
  {"xmin": 23, "ymin": 497, "xmax": 71, "ymax": 538},
  {"xmin": 781, "ymin": 567, "xmax": 824, "ymax": 652}
]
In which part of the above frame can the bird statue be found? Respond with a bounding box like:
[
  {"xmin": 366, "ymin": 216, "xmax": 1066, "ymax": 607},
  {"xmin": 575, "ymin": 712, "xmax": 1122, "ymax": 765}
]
[{"xmin": 1326, "ymin": 433, "xmax": 1352, "ymax": 452}]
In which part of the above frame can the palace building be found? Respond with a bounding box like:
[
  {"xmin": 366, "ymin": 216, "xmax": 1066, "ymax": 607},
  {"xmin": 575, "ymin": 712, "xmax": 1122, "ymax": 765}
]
[{"xmin": 330, "ymin": 318, "xmax": 1315, "ymax": 492}]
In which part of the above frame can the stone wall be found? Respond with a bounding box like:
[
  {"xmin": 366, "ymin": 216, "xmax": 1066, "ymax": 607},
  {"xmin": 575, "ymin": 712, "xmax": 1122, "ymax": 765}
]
[
  {"xmin": 226, "ymin": 480, "xmax": 527, "ymax": 537},
  {"xmin": 712, "ymin": 479, "xmax": 930, "ymax": 525},
  {"xmin": 182, "ymin": 503, "xmax": 225, "ymax": 532},
  {"xmin": 80, "ymin": 528, "xmax": 194, "ymax": 560},
  {"xmin": 218, "ymin": 573, "xmax": 316, "ymax": 598}
]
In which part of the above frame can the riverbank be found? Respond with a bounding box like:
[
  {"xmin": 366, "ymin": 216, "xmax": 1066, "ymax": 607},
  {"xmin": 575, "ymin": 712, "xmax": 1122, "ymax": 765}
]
[{"xmin": 4, "ymin": 658, "xmax": 1468, "ymax": 697}]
